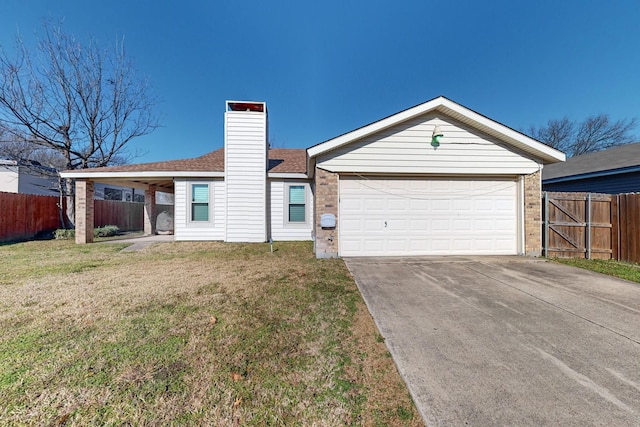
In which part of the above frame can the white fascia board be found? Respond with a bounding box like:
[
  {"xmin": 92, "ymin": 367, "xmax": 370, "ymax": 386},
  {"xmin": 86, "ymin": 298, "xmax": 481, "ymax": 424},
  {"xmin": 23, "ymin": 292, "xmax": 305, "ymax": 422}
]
[
  {"xmin": 307, "ymin": 97, "xmax": 446, "ymax": 158},
  {"xmin": 59, "ymin": 171, "xmax": 225, "ymax": 179},
  {"xmin": 268, "ymin": 173, "xmax": 309, "ymax": 179},
  {"xmin": 307, "ymin": 96, "xmax": 566, "ymax": 164},
  {"xmin": 439, "ymin": 100, "xmax": 566, "ymax": 163}
]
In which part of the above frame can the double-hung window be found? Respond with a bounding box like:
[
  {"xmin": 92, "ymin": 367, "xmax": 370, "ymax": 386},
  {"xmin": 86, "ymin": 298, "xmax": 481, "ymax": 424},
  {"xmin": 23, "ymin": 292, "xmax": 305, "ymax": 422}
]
[
  {"xmin": 288, "ymin": 185, "xmax": 306, "ymax": 223},
  {"xmin": 191, "ymin": 183, "xmax": 209, "ymax": 222}
]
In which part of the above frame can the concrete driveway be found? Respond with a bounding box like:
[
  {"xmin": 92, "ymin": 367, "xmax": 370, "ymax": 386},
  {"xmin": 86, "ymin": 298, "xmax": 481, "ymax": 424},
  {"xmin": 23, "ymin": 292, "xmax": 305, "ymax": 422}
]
[{"xmin": 344, "ymin": 256, "xmax": 640, "ymax": 426}]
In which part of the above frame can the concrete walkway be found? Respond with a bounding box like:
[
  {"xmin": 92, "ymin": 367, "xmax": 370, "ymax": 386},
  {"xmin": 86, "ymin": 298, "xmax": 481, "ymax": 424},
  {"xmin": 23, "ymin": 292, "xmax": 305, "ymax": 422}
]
[
  {"xmin": 100, "ymin": 234, "xmax": 174, "ymax": 251},
  {"xmin": 345, "ymin": 256, "xmax": 640, "ymax": 426}
]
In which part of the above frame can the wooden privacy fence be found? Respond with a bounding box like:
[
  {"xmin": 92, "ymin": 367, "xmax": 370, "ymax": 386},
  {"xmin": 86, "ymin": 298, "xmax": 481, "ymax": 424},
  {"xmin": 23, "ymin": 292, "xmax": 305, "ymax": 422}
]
[
  {"xmin": 94, "ymin": 199, "xmax": 144, "ymax": 231},
  {"xmin": 0, "ymin": 191, "xmax": 65, "ymax": 242},
  {"xmin": 543, "ymin": 192, "xmax": 640, "ymax": 263},
  {"xmin": 94, "ymin": 200, "xmax": 174, "ymax": 231},
  {"xmin": 618, "ymin": 193, "xmax": 640, "ymax": 263},
  {"xmin": 1, "ymin": 192, "xmax": 175, "ymax": 242}
]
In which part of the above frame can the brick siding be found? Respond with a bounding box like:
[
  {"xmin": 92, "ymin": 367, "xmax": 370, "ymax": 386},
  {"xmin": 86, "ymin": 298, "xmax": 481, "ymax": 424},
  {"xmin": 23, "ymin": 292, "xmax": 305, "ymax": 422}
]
[
  {"xmin": 75, "ymin": 180, "xmax": 94, "ymax": 244},
  {"xmin": 314, "ymin": 167, "xmax": 339, "ymax": 258},
  {"xmin": 524, "ymin": 170, "xmax": 542, "ymax": 256},
  {"xmin": 144, "ymin": 185, "xmax": 157, "ymax": 235}
]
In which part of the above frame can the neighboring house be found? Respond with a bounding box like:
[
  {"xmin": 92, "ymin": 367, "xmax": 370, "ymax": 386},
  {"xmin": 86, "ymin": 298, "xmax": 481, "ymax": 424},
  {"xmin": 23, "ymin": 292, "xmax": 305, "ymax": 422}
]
[
  {"xmin": 0, "ymin": 158, "xmax": 146, "ymax": 202},
  {"xmin": 542, "ymin": 142, "xmax": 640, "ymax": 194},
  {"xmin": 0, "ymin": 159, "xmax": 59, "ymax": 196},
  {"xmin": 61, "ymin": 97, "xmax": 565, "ymax": 257}
]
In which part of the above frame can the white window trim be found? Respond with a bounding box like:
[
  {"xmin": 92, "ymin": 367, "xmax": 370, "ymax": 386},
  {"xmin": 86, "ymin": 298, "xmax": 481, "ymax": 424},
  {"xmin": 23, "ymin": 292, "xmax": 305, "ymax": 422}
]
[
  {"xmin": 188, "ymin": 182, "xmax": 213, "ymax": 225},
  {"xmin": 284, "ymin": 183, "xmax": 309, "ymax": 227}
]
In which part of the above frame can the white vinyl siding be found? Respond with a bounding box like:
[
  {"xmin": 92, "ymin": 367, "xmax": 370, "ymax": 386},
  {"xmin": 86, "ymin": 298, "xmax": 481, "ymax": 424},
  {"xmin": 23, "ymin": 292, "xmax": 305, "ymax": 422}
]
[
  {"xmin": 317, "ymin": 112, "xmax": 540, "ymax": 175},
  {"xmin": 269, "ymin": 180, "xmax": 314, "ymax": 241},
  {"xmin": 174, "ymin": 179, "xmax": 225, "ymax": 241},
  {"xmin": 225, "ymin": 110, "xmax": 267, "ymax": 242},
  {"xmin": 339, "ymin": 176, "xmax": 518, "ymax": 256}
]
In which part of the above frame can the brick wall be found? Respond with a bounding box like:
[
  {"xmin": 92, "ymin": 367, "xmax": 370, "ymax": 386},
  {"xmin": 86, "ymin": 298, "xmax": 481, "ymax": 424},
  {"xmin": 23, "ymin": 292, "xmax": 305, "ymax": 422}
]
[
  {"xmin": 524, "ymin": 170, "xmax": 542, "ymax": 256},
  {"xmin": 144, "ymin": 185, "xmax": 157, "ymax": 235},
  {"xmin": 314, "ymin": 167, "xmax": 339, "ymax": 258},
  {"xmin": 75, "ymin": 180, "xmax": 94, "ymax": 244}
]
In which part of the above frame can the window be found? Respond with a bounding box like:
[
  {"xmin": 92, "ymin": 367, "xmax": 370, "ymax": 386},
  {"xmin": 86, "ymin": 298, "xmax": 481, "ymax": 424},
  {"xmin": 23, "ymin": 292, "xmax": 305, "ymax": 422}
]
[
  {"xmin": 191, "ymin": 183, "xmax": 209, "ymax": 221},
  {"xmin": 288, "ymin": 185, "xmax": 306, "ymax": 223},
  {"xmin": 104, "ymin": 187, "xmax": 123, "ymax": 201}
]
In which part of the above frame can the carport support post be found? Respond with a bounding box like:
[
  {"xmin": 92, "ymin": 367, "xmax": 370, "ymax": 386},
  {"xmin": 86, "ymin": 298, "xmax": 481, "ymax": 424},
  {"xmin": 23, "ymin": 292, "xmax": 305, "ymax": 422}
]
[
  {"xmin": 75, "ymin": 179, "xmax": 94, "ymax": 244},
  {"xmin": 144, "ymin": 184, "xmax": 157, "ymax": 236}
]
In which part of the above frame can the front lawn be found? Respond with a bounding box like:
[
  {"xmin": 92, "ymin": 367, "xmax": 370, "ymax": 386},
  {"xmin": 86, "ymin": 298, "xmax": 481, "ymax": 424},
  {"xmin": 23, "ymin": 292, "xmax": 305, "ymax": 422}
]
[
  {"xmin": 553, "ymin": 257, "xmax": 640, "ymax": 283},
  {"xmin": 0, "ymin": 240, "xmax": 421, "ymax": 426}
]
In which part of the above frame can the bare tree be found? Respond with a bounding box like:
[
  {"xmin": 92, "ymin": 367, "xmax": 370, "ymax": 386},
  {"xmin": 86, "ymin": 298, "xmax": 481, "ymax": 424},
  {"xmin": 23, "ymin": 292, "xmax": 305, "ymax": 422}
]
[
  {"xmin": 528, "ymin": 114, "xmax": 637, "ymax": 157},
  {"xmin": 0, "ymin": 126, "xmax": 66, "ymax": 169},
  {"xmin": 0, "ymin": 20, "xmax": 159, "ymax": 225}
]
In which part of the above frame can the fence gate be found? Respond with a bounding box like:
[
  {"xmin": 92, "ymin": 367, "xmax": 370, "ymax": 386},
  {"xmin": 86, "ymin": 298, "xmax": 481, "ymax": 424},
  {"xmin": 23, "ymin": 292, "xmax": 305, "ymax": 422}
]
[{"xmin": 543, "ymin": 192, "xmax": 616, "ymax": 260}]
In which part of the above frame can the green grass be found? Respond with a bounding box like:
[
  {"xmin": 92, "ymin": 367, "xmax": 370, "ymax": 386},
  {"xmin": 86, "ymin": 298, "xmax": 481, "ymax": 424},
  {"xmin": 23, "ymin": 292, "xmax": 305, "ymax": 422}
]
[
  {"xmin": 0, "ymin": 240, "xmax": 422, "ymax": 426},
  {"xmin": 553, "ymin": 257, "xmax": 640, "ymax": 283}
]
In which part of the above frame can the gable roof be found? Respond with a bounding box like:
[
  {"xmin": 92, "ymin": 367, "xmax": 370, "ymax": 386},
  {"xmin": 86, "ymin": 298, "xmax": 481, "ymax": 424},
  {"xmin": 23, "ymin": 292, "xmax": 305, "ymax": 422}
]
[
  {"xmin": 307, "ymin": 96, "xmax": 566, "ymax": 164},
  {"xmin": 542, "ymin": 142, "xmax": 640, "ymax": 182}
]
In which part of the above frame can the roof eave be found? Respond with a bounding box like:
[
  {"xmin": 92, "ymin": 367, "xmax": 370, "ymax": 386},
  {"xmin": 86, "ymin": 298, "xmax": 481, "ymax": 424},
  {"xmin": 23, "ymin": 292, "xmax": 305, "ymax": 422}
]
[
  {"xmin": 307, "ymin": 96, "xmax": 566, "ymax": 164},
  {"xmin": 59, "ymin": 170, "xmax": 225, "ymax": 179},
  {"xmin": 268, "ymin": 172, "xmax": 309, "ymax": 179},
  {"xmin": 543, "ymin": 165, "xmax": 640, "ymax": 184}
]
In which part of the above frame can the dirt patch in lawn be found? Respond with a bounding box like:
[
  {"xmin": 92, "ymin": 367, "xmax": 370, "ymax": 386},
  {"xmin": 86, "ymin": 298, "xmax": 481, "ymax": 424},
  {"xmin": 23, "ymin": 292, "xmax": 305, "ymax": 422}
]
[{"xmin": 0, "ymin": 240, "xmax": 423, "ymax": 426}]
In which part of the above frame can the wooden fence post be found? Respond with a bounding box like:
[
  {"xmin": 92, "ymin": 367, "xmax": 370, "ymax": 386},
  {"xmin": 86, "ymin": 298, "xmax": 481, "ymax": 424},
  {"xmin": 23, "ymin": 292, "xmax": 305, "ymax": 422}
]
[
  {"xmin": 543, "ymin": 191, "xmax": 549, "ymax": 257},
  {"xmin": 586, "ymin": 193, "xmax": 591, "ymax": 259}
]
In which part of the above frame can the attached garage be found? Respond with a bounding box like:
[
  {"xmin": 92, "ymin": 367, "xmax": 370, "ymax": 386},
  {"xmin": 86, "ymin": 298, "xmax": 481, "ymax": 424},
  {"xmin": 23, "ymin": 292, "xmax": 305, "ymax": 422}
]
[
  {"xmin": 339, "ymin": 176, "xmax": 518, "ymax": 256},
  {"xmin": 308, "ymin": 96, "xmax": 566, "ymax": 258}
]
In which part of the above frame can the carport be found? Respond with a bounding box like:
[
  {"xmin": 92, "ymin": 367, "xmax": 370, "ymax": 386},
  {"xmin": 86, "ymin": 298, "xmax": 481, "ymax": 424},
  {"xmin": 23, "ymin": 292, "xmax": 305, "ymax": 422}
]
[{"xmin": 59, "ymin": 171, "xmax": 175, "ymax": 243}]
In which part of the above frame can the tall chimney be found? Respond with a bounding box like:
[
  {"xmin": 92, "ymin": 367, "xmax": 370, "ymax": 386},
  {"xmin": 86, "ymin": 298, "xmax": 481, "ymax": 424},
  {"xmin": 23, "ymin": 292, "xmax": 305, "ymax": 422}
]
[{"xmin": 224, "ymin": 101, "xmax": 268, "ymax": 242}]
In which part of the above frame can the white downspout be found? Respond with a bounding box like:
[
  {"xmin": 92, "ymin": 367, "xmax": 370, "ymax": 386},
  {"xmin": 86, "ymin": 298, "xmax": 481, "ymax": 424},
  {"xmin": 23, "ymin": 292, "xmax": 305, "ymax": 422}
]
[{"xmin": 519, "ymin": 175, "xmax": 525, "ymax": 256}]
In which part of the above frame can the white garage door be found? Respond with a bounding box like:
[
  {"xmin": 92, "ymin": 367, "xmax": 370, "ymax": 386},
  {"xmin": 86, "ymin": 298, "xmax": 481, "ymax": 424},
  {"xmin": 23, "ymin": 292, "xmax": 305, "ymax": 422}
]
[{"xmin": 339, "ymin": 177, "xmax": 518, "ymax": 256}]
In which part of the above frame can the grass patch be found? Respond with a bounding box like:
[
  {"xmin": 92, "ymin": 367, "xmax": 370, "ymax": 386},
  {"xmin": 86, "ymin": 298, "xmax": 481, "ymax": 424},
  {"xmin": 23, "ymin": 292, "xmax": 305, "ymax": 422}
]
[
  {"xmin": 0, "ymin": 240, "xmax": 422, "ymax": 426},
  {"xmin": 552, "ymin": 257, "xmax": 640, "ymax": 283}
]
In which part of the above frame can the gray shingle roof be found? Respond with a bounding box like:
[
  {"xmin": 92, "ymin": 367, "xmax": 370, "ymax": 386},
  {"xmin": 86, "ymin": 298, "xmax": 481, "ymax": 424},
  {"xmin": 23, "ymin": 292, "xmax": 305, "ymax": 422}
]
[{"xmin": 542, "ymin": 142, "xmax": 640, "ymax": 181}]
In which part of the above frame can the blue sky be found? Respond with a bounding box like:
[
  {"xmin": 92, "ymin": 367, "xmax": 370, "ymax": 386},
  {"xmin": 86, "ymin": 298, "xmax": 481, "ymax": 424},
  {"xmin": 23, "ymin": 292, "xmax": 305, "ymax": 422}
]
[{"xmin": 2, "ymin": 0, "xmax": 639, "ymax": 163}]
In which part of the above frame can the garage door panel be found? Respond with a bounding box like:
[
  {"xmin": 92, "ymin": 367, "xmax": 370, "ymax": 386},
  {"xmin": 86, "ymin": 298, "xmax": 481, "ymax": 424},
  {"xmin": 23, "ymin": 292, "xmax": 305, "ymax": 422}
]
[
  {"xmin": 365, "ymin": 199, "xmax": 384, "ymax": 211},
  {"xmin": 454, "ymin": 200, "xmax": 473, "ymax": 211},
  {"xmin": 431, "ymin": 219, "xmax": 451, "ymax": 231},
  {"xmin": 474, "ymin": 219, "xmax": 494, "ymax": 231},
  {"xmin": 340, "ymin": 177, "xmax": 517, "ymax": 256},
  {"xmin": 363, "ymin": 219, "xmax": 381, "ymax": 232},
  {"xmin": 495, "ymin": 219, "xmax": 515, "ymax": 231},
  {"xmin": 410, "ymin": 219, "xmax": 429, "ymax": 230},
  {"xmin": 432, "ymin": 201, "xmax": 450, "ymax": 211},
  {"xmin": 410, "ymin": 199, "xmax": 428, "ymax": 210},
  {"xmin": 432, "ymin": 239, "xmax": 450, "ymax": 251},
  {"xmin": 452, "ymin": 219, "xmax": 472, "ymax": 230}
]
